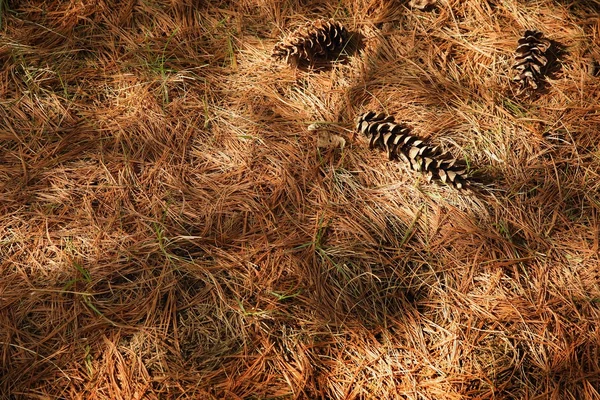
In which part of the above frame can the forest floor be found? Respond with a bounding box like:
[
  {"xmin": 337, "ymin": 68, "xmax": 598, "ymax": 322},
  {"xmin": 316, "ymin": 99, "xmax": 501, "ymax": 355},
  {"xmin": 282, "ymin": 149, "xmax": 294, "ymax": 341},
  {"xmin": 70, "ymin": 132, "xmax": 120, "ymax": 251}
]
[{"xmin": 1, "ymin": 0, "xmax": 600, "ymax": 398}]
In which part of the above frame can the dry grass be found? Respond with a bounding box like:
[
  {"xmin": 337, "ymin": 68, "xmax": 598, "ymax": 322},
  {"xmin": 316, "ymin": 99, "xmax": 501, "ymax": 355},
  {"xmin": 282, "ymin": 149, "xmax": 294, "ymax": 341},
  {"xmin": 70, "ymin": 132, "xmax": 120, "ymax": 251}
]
[{"xmin": 1, "ymin": 0, "xmax": 600, "ymax": 398}]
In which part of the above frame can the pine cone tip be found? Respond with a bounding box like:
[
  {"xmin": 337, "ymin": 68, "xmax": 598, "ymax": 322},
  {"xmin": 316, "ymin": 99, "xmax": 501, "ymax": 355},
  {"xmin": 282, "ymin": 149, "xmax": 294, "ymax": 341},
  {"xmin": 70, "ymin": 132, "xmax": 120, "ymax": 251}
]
[{"xmin": 409, "ymin": 0, "xmax": 437, "ymax": 10}]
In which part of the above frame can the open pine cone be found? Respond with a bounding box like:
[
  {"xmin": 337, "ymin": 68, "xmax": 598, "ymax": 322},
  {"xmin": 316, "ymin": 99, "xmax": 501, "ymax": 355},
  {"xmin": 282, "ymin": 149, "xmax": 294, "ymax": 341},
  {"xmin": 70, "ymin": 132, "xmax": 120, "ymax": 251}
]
[
  {"xmin": 356, "ymin": 111, "xmax": 469, "ymax": 189},
  {"xmin": 513, "ymin": 30, "xmax": 551, "ymax": 90},
  {"xmin": 272, "ymin": 19, "xmax": 349, "ymax": 67}
]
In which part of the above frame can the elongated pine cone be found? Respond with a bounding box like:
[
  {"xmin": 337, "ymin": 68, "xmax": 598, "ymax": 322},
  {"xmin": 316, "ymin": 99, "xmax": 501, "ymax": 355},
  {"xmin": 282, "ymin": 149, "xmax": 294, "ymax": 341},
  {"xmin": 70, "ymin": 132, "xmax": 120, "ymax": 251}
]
[
  {"xmin": 356, "ymin": 111, "xmax": 469, "ymax": 189},
  {"xmin": 513, "ymin": 30, "xmax": 551, "ymax": 90},
  {"xmin": 272, "ymin": 19, "xmax": 349, "ymax": 67}
]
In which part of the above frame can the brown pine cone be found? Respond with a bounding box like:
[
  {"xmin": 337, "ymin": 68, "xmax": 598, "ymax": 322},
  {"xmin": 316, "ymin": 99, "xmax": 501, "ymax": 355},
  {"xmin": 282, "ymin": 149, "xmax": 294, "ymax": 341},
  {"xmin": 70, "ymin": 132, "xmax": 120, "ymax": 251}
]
[
  {"xmin": 513, "ymin": 30, "xmax": 551, "ymax": 90},
  {"xmin": 409, "ymin": 0, "xmax": 437, "ymax": 10},
  {"xmin": 272, "ymin": 19, "xmax": 349, "ymax": 67},
  {"xmin": 356, "ymin": 111, "xmax": 469, "ymax": 189}
]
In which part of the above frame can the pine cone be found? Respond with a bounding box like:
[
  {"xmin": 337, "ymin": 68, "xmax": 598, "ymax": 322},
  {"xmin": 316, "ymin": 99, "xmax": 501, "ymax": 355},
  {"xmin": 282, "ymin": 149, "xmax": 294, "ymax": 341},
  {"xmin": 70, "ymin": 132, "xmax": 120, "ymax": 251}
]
[
  {"xmin": 308, "ymin": 123, "xmax": 347, "ymax": 149},
  {"xmin": 513, "ymin": 30, "xmax": 551, "ymax": 90},
  {"xmin": 409, "ymin": 0, "xmax": 436, "ymax": 10},
  {"xmin": 356, "ymin": 111, "xmax": 469, "ymax": 189},
  {"xmin": 272, "ymin": 19, "xmax": 349, "ymax": 67},
  {"xmin": 591, "ymin": 59, "xmax": 600, "ymax": 77}
]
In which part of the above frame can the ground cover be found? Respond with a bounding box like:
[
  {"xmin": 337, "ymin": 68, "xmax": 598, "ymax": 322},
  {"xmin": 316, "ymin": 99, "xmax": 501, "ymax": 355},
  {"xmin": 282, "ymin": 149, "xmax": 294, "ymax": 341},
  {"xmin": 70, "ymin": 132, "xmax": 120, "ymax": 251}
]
[{"xmin": 1, "ymin": 0, "xmax": 600, "ymax": 398}]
